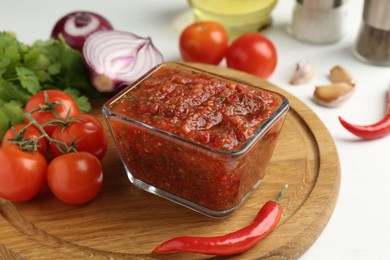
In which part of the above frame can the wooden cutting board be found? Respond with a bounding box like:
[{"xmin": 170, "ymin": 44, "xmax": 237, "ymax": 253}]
[{"xmin": 0, "ymin": 64, "xmax": 340, "ymax": 260}]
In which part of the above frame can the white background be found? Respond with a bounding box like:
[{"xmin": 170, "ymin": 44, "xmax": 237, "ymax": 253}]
[{"xmin": 1, "ymin": 0, "xmax": 390, "ymax": 259}]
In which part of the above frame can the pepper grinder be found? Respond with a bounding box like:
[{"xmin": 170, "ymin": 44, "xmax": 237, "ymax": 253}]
[
  {"xmin": 354, "ymin": 0, "xmax": 390, "ymax": 66},
  {"xmin": 289, "ymin": 0, "xmax": 349, "ymax": 44}
]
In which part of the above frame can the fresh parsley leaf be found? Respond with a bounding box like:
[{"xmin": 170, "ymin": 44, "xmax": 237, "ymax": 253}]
[
  {"xmin": 0, "ymin": 32, "xmax": 20, "ymax": 65},
  {"xmin": 2, "ymin": 100, "xmax": 24, "ymax": 125},
  {"xmin": 0, "ymin": 109, "xmax": 9, "ymax": 139},
  {"xmin": 16, "ymin": 66, "xmax": 40, "ymax": 94},
  {"xmin": 0, "ymin": 101, "xmax": 24, "ymax": 138},
  {"xmin": 0, "ymin": 78, "xmax": 31, "ymax": 103},
  {"xmin": 63, "ymin": 88, "xmax": 91, "ymax": 113},
  {"xmin": 0, "ymin": 56, "xmax": 11, "ymax": 69},
  {"xmin": 24, "ymin": 48, "xmax": 51, "ymax": 82}
]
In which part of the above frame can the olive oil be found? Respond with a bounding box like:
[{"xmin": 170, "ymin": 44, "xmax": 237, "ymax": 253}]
[{"xmin": 188, "ymin": 0, "xmax": 278, "ymax": 36}]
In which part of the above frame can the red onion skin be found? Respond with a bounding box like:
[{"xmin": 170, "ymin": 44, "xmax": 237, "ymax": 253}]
[{"xmin": 51, "ymin": 11, "xmax": 113, "ymax": 51}]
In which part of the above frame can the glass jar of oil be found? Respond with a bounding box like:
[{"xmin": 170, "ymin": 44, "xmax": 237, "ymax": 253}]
[{"xmin": 188, "ymin": 0, "xmax": 278, "ymax": 37}]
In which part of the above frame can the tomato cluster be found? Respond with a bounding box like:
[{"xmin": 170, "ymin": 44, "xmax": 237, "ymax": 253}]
[
  {"xmin": 0, "ymin": 90, "xmax": 107, "ymax": 204},
  {"xmin": 179, "ymin": 21, "xmax": 277, "ymax": 79}
]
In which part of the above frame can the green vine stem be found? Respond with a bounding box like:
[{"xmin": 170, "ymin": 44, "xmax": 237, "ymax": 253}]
[
  {"xmin": 23, "ymin": 112, "xmax": 77, "ymax": 153},
  {"xmin": 6, "ymin": 91, "xmax": 79, "ymax": 153}
]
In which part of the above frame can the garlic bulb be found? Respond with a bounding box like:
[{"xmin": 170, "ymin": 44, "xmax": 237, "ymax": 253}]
[{"xmin": 290, "ymin": 60, "xmax": 315, "ymax": 85}]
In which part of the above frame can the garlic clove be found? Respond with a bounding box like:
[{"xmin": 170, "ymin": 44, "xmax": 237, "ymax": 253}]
[
  {"xmin": 313, "ymin": 82, "xmax": 355, "ymax": 107},
  {"xmin": 329, "ymin": 65, "xmax": 355, "ymax": 86},
  {"xmin": 290, "ymin": 60, "xmax": 315, "ymax": 85}
]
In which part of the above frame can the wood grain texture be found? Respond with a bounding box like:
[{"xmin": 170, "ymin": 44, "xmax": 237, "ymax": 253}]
[{"xmin": 0, "ymin": 64, "xmax": 340, "ymax": 260}]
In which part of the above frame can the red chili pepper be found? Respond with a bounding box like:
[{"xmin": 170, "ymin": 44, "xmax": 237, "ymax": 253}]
[
  {"xmin": 152, "ymin": 184, "xmax": 288, "ymax": 256},
  {"xmin": 339, "ymin": 86, "xmax": 390, "ymax": 140}
]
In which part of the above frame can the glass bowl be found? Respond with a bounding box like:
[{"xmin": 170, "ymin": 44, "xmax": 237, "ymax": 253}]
[{"xmin": 102, "ymin": 62, "xmax": 289, "ymax": 218}]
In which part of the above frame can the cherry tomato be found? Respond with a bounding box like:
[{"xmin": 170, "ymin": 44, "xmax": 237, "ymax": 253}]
[
  {"xmin": 24, "ymin": 90, "xmax": 80, "ymax": 135},
  {"xmin": 47, "ymin": 152, "xmax": 103, "ymax": 205},
  {"xmin": 226, "ymin": 33, "xmax": 277, "ymax": 79},
  {"xmin": 50, "ymin": 114, "xmax": 108, "ymax": 160},
  {"xmin": 179, "ymin": 21, "xmax": 229, "ymax": 65},
  {"xmin": 0, "ymin": 146, "xmax": 47, "ymax": 202},
  {"xmin": 2, "ymin": 123, "xmax": 47, "ymax": 155}
]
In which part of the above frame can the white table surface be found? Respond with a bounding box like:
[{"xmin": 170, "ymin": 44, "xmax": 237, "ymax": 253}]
[{"xmin": 1, "ymin": 0, "xmax": 389, "ymax": 259}]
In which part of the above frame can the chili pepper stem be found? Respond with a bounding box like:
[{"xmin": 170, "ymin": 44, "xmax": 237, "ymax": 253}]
[
  {"xmin": 276, "ymin": 184, "xmax": 288, "ymax": 204},
  {"xmin": 386, "ymin": 85, "xmax": 390, "ymax": 115}
]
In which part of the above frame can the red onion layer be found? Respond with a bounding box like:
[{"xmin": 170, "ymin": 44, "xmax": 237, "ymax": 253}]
[{"xmin": 83, "ymin": 30, "xmax": 164, "ymax": 93}]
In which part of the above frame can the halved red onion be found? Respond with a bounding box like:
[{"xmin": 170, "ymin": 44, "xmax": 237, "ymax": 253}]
[
  {"xmin": 83, "ymin": 30, "xmax": 164, "ymax": 93},
  {"xmin": 51, "ymin": 11, "xmax": 113, "ymax": 51}
]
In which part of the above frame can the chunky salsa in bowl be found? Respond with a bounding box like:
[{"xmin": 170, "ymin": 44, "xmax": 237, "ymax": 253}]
[{"xmin": 103, "ymin": 62, "xmax": 289, "ymax": 218}]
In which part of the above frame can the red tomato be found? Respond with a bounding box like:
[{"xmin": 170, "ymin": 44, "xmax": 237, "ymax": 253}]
[
  {"xmin": 2, "ymin": 123, "xmax": 47, "ymax": 155},
  {"xmin": 24, "ymin": 90, "xmax": 80, "ymax": 135},
  {"xmin": 50, "ymin": 114, "xmax": 108, "ymax": 160},
  {"xmin": 226, "ymin": 33, "xmax": 277, "ymax": 79},
  {"xmin": 179, "ymin": 21, "xmax": 229, "ymax": 65},
  {"xmin": 47, "ymin": 152, "xmax": 103, "ymax": 205},
  {"xmin": 0, "ymin": 146, "xmax": 47, "ymax": 202}
]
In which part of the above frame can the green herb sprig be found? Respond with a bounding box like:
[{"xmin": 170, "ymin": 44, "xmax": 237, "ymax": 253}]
[{"xmin": 0, "ymin": 31, "xmax": 98, "ymax": 138}]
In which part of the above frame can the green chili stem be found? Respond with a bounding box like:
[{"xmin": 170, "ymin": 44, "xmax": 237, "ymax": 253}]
[{"xmin": 276, "ymin": 184, "xmax": 288, "ymax": 204}]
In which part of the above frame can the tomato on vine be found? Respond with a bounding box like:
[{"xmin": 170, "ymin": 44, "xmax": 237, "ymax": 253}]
[
  {"xmin": 24, "ymin": 90, "xmax": 80, "ymax": 135},
  {"xmin": 226, "ymin": 33, "xmax": 277, "ymax": 79},
  {"xmin": 0, "ymin": 89, "xmax": 106, "ymax": 205},
  {"xmin": 47, "ymin": 152, "xmax": 103, "ymax": 205},
  {"xmin": 50, "ymin": 114, "xmax": 108, "ymax": 160},
  {"xmin": 0, "ymin": 146, "xmax": 47, "ymax": 202},
  {"xmin": 2, "ymin": 123, "xmax": 47, "ymax": 155},
  {"xmin": 179, "ymin": 21, "xmax": 229, "ymax": 65}
]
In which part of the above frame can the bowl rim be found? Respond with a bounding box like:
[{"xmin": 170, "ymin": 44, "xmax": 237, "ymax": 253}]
[{"xmin": 102, "ymin": 61, "xmax": 290, "ymax": 156}]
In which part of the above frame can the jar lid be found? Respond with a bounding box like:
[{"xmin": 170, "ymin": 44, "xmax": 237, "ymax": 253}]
[
  {"xmin": 363, "ymin": 0, "xmax": 390, "ymax": 31},
  {"xmin": 297, "ymin": 0, "xmax": 346, "ymax": 9}
]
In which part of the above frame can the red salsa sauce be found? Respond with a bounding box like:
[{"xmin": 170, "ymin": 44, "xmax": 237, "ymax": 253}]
[{"xmin": 109, "ymin": 64, "xmax": 285, "ymax": 212}]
